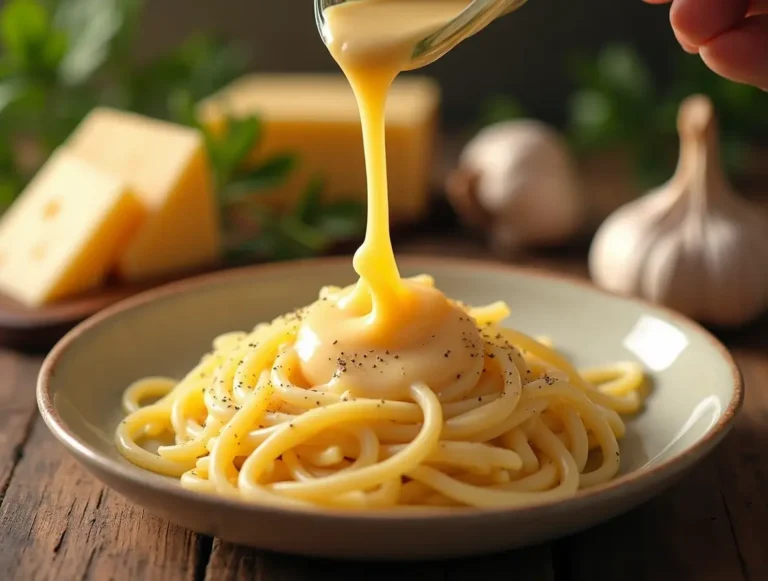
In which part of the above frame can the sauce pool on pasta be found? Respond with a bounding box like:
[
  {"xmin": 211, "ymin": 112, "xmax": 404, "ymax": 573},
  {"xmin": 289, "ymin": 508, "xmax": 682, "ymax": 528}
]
[{"xmin": 115, "ymin": 0, "xmax": 647, "ymax": 510}]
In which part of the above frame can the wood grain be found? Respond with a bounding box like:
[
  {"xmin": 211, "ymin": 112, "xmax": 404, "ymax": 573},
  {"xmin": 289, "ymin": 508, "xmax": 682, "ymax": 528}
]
[
  {"xmin": 0, "ymin": 350, "xmax": 208, "ymax": 581},
  {"xmin": 204, "ymin": 541, "xmax": 555, "ymax": 580},
  {"xmin": 0, "ymin": 351, "xmax": 41, "ymax": 514},
  {"xmin": 552, "ymin": 444, "xmax": 748, "ymax": 580},
  {"xmin": 713, "ymin": 350, "xmax": 768, "ymax": 580},
  {"xmin": 0, "ymin": 418, "xmax": 207, "ymax": 581}
]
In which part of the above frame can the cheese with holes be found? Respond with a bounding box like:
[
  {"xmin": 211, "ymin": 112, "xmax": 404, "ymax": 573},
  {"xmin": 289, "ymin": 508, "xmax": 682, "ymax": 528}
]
[
  {"xmin": 66, "ymin": 108, "xmax": 221, "ymax": 282},
  {"xmin": 198, "ymin": 73, "xmax": 441, "ymax": 224},
  {"xmin": 0, "ymin": 149, "xmax": 144, "ymax": 306}
]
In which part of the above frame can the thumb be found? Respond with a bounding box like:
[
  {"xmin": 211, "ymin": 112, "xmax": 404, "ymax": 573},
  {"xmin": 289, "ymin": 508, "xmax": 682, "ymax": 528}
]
[{"xmin": 700, "ymin": 15, "xmax": 768, "ymax": 90}]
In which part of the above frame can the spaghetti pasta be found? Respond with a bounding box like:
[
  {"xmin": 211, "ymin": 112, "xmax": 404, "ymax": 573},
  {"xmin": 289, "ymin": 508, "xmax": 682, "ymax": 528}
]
[{"xmin": 116, "ymin": 281, "xmax": 645, "ymax": 509}]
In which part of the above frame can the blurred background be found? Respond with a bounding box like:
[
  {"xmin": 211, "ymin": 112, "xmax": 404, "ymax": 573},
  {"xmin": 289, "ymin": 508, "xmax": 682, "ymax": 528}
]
[
  {"xmin": 140, "ymin": 0, "xmax": 676, "ymax": 126},
  {"xmin": 1, "ymin": 0, "xmax": 767, "ymax": 286}
]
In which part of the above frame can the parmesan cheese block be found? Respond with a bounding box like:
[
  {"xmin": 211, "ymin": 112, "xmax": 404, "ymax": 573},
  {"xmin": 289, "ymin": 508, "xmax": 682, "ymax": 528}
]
[
  {"xmin": 0, "ymin": 149, "xmax": 144, "ymax": 306},
  {"xmin": 198, "ymin": 73, "xmax": 441, "ymax": 224},
  {"xmin": 66, "ymin": 108, "xmax": 221, "ymax": 282}
]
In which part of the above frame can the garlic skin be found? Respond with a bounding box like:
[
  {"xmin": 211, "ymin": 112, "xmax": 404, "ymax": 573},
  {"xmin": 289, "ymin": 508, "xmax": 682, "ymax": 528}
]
[
  {"xmin": 447, "ymin": 120, "xmax": 584, "ymax": 256},
  {"xmin": 589, "ymin": 94, "xmax": 768, "ymax": 327}
]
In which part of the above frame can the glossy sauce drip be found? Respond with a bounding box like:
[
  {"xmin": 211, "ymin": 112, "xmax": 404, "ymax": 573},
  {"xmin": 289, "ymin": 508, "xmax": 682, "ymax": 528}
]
[{"xmin": 295, "ymin": 0, "xmax": 481, "ymax": 400}]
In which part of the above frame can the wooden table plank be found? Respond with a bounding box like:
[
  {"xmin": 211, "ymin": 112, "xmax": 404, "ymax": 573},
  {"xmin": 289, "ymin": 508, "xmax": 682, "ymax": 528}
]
[
  {"xmin": 204, "ymin": 541, "xmax": 555, "ymax": 580},
  {"xmin": 551, "ymin": 444, "xmax": 748, "ymax": 580},
  {"xmin": 0, "ymin": 417, "xmax": 206, "ymax": 581},
  {"xmin": 0, "ymin": 352, "xmax": 207, "ymax": 581},
  {"xmin": 0, "ymin": 351, "xmax": 43, "ymax": 519},
  {"xmin": 713, "ymin": 350, "xmax": 768, "ymax": 580}
]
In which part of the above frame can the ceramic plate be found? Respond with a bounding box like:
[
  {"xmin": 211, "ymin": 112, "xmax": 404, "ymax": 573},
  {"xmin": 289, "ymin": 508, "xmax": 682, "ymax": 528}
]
[{"xmin": 37, "ymin": 257, "xmax": 743, "ymax": 560}]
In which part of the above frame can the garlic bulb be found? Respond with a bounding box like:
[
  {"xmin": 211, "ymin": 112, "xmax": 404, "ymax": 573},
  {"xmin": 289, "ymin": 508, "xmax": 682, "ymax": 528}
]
[
  {"xmin": 446, "ymin": 120, "xmax": 584, "ymax": 256},
  {"xmin": 589, "ymin": 94, "xmax": 768, "ymax": 327}
]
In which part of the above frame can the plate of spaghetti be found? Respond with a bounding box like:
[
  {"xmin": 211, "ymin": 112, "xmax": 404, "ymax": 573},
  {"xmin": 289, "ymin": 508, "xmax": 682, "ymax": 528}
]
[{"xmin": 37, "ymin": 256, "xmax": 742, "ymax": 559}]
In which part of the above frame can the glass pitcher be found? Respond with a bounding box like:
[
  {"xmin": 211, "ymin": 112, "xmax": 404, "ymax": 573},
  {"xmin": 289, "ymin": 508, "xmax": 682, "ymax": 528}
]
[{"xmin": 315, "ymin": 0, "xmax": 528, "ymax": 70}]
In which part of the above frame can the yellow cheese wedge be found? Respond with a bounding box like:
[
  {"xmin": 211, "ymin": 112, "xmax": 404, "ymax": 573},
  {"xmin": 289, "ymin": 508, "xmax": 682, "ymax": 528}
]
[
  {"xmin": 66, "ymin": 108, "xmax": 221, "ymax": 282},
  {"xmin": 198, "ymin": 73, "xmax": 441, "ymax": 224},
  {"xmin": 0, "ymin": 149, "xmax": 144, "ymax": 306}
]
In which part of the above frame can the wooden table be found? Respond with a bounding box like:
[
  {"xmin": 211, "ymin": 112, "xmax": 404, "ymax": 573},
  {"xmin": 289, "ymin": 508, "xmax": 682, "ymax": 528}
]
[{"xmin": 1, "ymin": 240, "xmax": 766, "ymax": 581}]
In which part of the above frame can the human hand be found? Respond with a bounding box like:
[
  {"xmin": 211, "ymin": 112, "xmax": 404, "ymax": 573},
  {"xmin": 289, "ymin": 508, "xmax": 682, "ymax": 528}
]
[{"xmin": 645, "ymin": 0, "xmax": 768, "ymax": 89}]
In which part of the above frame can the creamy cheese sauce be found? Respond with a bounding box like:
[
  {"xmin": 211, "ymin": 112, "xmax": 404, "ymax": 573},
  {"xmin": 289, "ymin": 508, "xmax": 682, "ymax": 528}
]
[{"xmin": 295, "ymin": 0, "xmax": 479, "ymax": 401}]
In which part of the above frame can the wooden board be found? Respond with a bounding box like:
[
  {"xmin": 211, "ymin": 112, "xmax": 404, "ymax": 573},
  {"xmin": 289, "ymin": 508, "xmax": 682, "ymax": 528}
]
[
  {"xmin": 0, "ymin": 284, "xmax": 145, "ymax": 352},
  {"xmin": 0, "ymin": 267, "xmax": 220, "ymax": 352}
]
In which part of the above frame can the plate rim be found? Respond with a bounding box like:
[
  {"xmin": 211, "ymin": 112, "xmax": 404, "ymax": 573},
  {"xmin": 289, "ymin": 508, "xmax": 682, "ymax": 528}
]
[{"xmin": 36, "ymin": 255, "xmax": 745, "ymax": 522}]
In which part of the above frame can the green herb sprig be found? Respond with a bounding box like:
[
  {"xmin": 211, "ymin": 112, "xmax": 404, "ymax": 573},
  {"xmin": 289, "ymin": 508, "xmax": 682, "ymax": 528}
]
[
  {"xmin": 565, "ymin": 43, "xmax": 768, "ymax": 188},
  {"xmin": 173, "ymin": 96, "xmax": 365, "ymax": 263}
]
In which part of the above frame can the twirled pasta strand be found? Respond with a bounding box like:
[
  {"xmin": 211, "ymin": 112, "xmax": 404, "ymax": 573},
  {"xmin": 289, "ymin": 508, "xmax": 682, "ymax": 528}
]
[{"xmin": 115, "ymin": 296, "xmax": 645, "ymax": 509}]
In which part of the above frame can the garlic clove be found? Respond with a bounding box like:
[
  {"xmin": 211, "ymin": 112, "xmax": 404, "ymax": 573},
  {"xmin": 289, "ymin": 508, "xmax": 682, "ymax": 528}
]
[
  {"xmin": 446, "ymin": 120, "xmax": 584, "ymax": 255},
  {"xmin": 445, "ymin": 168, "xmax": 488, "ymax": 229},
  {"xmin": 699, "ymin": 202, "xmax": 768, "ymax": 325},
  {"xmin": 589, "ymin": 94, "xmax": 768, "ymax": 327},
  {"xmin": 589, "ymin": 186, "xmax": 682, "ymax": 296}
]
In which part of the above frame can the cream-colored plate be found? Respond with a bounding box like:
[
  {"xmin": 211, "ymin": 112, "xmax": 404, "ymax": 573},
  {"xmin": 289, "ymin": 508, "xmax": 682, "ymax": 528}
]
[{"xmin": 37, "ymin": 257, "xmax": 743, "ymax": 560}]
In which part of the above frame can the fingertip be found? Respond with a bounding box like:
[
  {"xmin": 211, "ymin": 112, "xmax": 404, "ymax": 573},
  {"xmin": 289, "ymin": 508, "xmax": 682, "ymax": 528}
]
[
  {"xmin": 680, "ymin": 43, "xmax": 700, "ymax": 54},
  {"xmin": 670, "ymin": 0, "xmax": 750, "ymax": 46},
  {"xmin": 699, "ymin": 15, "xmax": 768, "ymax": 89},
  {"xmin": 673, "ymin": 27, "xmax": 700, "ymax": 53}
]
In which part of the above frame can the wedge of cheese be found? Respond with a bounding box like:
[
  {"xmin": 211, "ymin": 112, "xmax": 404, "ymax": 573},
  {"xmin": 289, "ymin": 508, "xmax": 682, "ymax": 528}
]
[
  {"xmin": 0, "ymin": 149, "xmax": 144, "ymax": 306},
  {"xmin": 198, "ymin": 73, "xmax": 441, "ymax": 224},
  {"xmin": 66, "ymin": 108, "xmax": 221, "ymax": 282}
]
